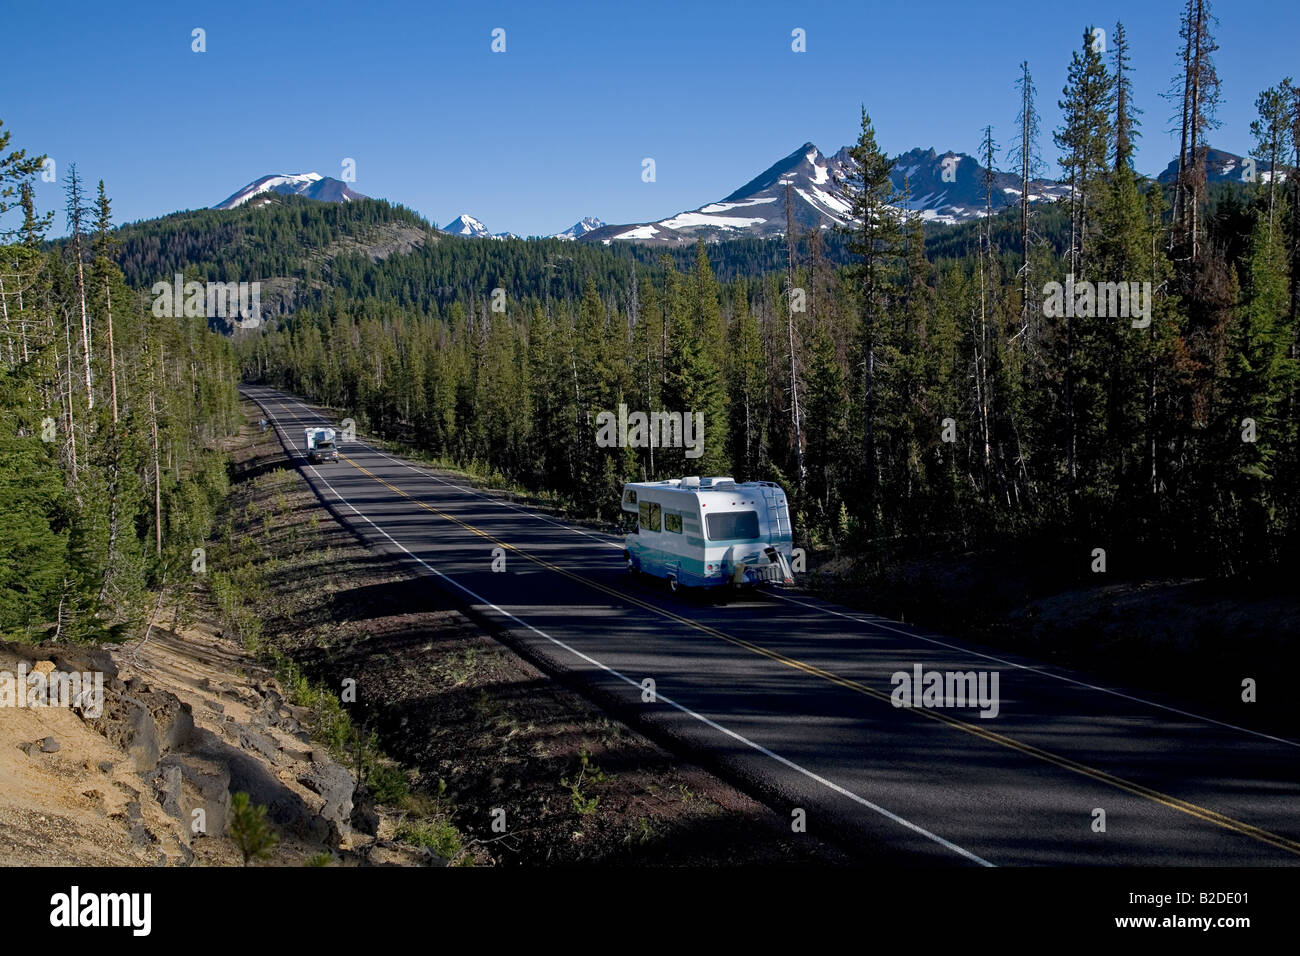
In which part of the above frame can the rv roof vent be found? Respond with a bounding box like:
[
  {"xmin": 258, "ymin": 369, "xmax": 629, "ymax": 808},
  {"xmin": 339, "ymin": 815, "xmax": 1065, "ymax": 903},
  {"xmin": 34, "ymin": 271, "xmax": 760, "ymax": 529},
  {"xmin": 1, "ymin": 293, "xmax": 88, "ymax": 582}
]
[{"xmin": 682, "ymin": 476, "xmax": 701, "ymax": 489}]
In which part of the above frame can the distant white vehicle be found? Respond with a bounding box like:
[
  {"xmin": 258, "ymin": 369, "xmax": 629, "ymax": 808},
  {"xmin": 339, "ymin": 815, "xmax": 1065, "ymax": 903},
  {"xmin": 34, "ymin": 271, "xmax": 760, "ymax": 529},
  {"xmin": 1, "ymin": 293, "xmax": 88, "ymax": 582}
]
[
  {"xmin": 621, "ymin": 476, "xmax": 795, "ymax": 592},
  {"xmin": 304, "ymin": 427, "xmax": 338, "ymax": 464}
]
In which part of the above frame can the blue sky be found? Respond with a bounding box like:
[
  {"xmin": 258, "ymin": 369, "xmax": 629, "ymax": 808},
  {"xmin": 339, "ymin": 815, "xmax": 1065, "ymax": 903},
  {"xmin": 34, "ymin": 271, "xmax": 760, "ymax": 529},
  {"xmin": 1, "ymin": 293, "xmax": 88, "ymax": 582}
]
[{"xmin": 3, "ymin": 0, "xmax": 1295, "ymax": 237}]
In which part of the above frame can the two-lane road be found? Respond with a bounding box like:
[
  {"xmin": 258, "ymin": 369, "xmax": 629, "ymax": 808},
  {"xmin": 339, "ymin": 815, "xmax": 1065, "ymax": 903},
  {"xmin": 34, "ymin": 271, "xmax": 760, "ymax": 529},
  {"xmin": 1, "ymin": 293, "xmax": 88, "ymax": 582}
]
[{"xmin": 244, "ymin": 385, "xmax": 1300, "ymax": 866}]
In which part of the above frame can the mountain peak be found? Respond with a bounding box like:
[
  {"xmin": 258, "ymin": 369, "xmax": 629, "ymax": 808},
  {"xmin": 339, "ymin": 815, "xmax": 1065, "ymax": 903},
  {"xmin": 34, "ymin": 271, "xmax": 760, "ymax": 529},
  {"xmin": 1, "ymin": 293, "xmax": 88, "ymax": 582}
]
[
  {"xmin": 720, "ymin": 142, "xmax": 827, "ymax": 203},
  {"xmin": 214, "ymin": 173, "xmax": 364, "ymax": 210},
  {"xmin": 552, "ymin": 216, "xmax": 606, "ymax": 241},
  {"xmin": 1155, "ymin": 146, "xmax": 1286, "ymax": 185},
  {"xmin": 442, "ymin": 214, "xmax": 491, "ymax": 237}
]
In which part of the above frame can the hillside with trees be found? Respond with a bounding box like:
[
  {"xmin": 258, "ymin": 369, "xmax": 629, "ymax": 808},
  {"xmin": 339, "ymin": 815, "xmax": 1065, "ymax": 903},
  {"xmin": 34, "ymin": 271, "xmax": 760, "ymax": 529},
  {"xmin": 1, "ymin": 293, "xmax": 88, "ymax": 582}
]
[
  {"xmin": 0, "ymin": 120, "xmax": 240, "ymax": 642},
  {"xmin": 108, "ymin": 193, "xmax": 866, "ymax": 326}
]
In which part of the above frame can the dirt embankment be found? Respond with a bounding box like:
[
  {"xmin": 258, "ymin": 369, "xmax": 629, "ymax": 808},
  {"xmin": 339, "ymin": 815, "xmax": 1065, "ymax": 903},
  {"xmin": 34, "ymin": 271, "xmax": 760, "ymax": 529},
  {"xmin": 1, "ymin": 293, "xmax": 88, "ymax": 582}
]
[{"xmin": 0, "ymin": 631, "xmax": 395, "ymax": 866}]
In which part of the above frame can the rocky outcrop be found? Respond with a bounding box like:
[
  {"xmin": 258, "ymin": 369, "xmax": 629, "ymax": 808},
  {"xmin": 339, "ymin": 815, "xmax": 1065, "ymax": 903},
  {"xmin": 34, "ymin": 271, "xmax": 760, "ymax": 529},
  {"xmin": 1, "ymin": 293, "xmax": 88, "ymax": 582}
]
[{"xmin": 2, "ymin": 638, "xmax": 365, "ymax": 864}]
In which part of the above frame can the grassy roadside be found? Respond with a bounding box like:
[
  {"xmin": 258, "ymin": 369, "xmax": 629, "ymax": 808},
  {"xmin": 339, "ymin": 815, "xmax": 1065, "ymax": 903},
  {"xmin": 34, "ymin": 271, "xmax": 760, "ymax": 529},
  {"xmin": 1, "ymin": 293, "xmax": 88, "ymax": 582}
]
[{"xmin": 204, "ymin": 416, "xmax": 480, "ymax": 864}]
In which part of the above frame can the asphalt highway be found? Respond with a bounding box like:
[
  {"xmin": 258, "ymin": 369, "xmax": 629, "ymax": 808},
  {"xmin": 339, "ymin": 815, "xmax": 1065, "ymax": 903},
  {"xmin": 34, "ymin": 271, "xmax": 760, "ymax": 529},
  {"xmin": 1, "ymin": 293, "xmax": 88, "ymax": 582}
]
[{"xmin": 244, "ymin": 385, "xmax": 1300, "ymax": 866}]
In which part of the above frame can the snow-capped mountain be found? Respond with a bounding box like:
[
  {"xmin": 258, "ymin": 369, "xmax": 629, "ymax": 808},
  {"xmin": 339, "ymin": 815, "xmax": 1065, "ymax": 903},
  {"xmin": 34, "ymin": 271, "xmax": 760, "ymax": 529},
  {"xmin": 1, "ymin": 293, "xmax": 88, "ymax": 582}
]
[
  {"xmin": 552, "ymin": 216, "xmax": 606, "ymax": 241},
  {"xmin": 442, "ymin": 213, "xmax": 491, "ymax": 237},
  {"xmin": 440, "ymin": 214, "xmax": 522, "ymax": 239},
  {"xmin": 1155, "ymin": 147, "xmax": 1288, "ymax": 185},
  {"xmin": 214, "ymin": 173, "xmax": 365, "ymax": 210},
  {"xmin": 582, "ymin": 143, "xmax": 842, "ymax": 244},
  {"xmin": 441, "ymin": 215, "xmax": 603, "ymax": 241},
  {"xmin": 581, "ymin": 143, "xmax": 1068, "ymax": 244},
  {"xmin": 889, "ymin": 146, "xmax": 1069, "ymax": 222}
]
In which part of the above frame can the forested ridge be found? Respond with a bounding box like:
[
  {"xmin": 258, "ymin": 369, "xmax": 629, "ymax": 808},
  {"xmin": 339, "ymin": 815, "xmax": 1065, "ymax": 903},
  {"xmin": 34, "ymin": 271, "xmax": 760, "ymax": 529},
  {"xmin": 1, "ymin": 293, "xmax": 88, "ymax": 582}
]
[
  {"xmin": 109, "ymin": 193, "xmax": 854, "ymax": 316},
  {"xmin": 111, "ymin": 196, "xmax": 434, "ymax": 290},
  {"xmin": 0, "ymin": 122, "xmax": 240, "ymax": 642},
  {"xmin": 241, "ymin": 16, "xmax": 1300, "ymax": 585}
]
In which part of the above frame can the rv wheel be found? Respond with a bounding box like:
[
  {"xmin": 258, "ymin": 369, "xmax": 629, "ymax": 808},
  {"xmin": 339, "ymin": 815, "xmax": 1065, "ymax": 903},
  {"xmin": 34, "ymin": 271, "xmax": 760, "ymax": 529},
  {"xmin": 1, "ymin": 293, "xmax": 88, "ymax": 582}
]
[{"xmin": 667, "ymin": 574, "xmax": 679, "ymax": 593}]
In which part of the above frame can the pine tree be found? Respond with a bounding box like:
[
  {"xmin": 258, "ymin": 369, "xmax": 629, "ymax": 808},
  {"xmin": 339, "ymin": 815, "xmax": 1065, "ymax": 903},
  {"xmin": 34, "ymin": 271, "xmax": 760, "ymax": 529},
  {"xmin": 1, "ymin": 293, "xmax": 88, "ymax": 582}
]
[
  {"xmin": 1213, "ymin": 215, "xmax": 1296, "ymax": 569},
  {"xmin": 92, "ymin": 180, "xmax": 120, "ymax": 423},
  {"xmin": 1010, "ymin": 61, "xmax": 1043, "ymax": 344},
  {"xmin": 0, "ymin": 122, "xmax": 47, "ymax": 370},
  {"xmin": 1053, "ymin": 29, "xmax": 1113, "ymax": 495},
  {"xmin": 0, "ymin": 345, "xmax": 70, "ymax": 639},
  {"xmin": 783, "ymin": 184, "xmax": 806, "ymax": 490},
  {"xmin": 974, "ymin": 126, "xmax": 999, "ymax": 485},
  {"xmin": 628, "ymin": 276, "xmax": 663, "ymax": 478},
  {"xmin": 662, "ymin": 259, "xmax": 727, "ymax": 476},
  {"xmin": 803, "ymin": 323, "xmax": 847, "ymax": 527},
  {"xmin": 1171, "ymin": 0, "xmax": 1221, "ymax": 261},
  {"xmin": 838, "ymin": 107, "xmax": 902, "ymax": 514},
  {"xmin": 1112, "ymin": 22, "xmax": 1142, "ymax": 172},
  {"xmin": 63, "ymin": 163, "xmax": 93, "ymax": 411},
  {"xmin": 0, "ymin": 119, "xmax": 46, "ymax": 237},
  {"xmin": 1055, "ymin": 28, "xmax": 1114, "ymax": 279},
  {"xmin": 1250, "ymin": 81, "xmax": 1293, "ymax": 240},
  {"xmin": 726, "ymin": 279, "xmax": 764, "ymax": 480},
  {"xmin": 572, "ymin": 277, "xmax": 622, "ymax": 511}
]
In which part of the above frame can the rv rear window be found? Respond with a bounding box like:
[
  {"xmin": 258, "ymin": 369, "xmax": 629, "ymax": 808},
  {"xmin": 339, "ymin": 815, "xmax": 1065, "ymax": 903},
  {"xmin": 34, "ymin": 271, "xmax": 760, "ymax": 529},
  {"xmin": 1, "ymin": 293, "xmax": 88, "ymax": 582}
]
[
  {"xmin": 639, "ymin": 500, "xmax": 661, "ymax": 532},
  {"xmin": 664, "ymin": 512, "xmax": 682, "ymax": 534},
  {"xmin": 706, "ymin": 510, "xmax": 760, "ymax": 541}
]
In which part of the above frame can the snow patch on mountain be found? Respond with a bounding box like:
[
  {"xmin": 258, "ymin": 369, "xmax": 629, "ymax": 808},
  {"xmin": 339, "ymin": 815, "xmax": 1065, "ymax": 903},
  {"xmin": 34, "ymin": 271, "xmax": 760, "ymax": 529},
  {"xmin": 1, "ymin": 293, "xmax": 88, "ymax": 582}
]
[
  {"xmin": 613, "ymin": 224, "xmax": 661, "ymax": 240},
  {"xmin": 699, "ymin": 197, "xmax": 778, "ymax": 214},
  {"xmin": 659, "ymin": 211, "xmax": 768, "ymax": 231}
]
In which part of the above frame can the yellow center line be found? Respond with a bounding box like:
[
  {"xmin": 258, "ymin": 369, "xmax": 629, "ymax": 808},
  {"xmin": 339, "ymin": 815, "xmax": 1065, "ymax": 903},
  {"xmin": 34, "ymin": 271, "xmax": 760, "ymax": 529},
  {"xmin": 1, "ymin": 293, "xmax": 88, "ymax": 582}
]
[{"xmin": 323, "ymin": 443, "xmax": 1300, "ymax": 858}]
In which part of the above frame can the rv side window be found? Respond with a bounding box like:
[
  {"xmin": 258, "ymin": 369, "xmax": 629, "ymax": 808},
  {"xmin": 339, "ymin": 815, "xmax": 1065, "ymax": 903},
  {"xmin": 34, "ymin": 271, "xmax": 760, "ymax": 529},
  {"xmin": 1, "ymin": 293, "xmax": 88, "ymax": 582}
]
[
  {"xmin": 706, "ymin": 510, "xmax": 760, "ymax": 541},
  {"xmin": 664, "ymin": 512, "xmax": 682, "ymax": 534},
  {"xmin": 639, "ymin": 500, "xmax": 661, "ymax": 532}
]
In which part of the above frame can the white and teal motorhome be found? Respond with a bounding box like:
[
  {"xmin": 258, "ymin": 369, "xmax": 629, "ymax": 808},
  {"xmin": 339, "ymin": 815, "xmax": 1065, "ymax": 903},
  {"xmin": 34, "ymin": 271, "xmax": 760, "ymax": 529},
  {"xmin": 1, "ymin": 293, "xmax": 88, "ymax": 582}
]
[{"xmin": 621, "ymin": 476, "xmax": 795, "ymax": 591}]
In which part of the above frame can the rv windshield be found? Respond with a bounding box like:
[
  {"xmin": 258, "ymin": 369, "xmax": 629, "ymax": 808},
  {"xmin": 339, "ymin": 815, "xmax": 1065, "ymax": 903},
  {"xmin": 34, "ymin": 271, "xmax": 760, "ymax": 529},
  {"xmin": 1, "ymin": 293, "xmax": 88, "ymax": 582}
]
[{"xmin": 706, "ymin": 510, "xmax": 760, "ymax": 541}]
